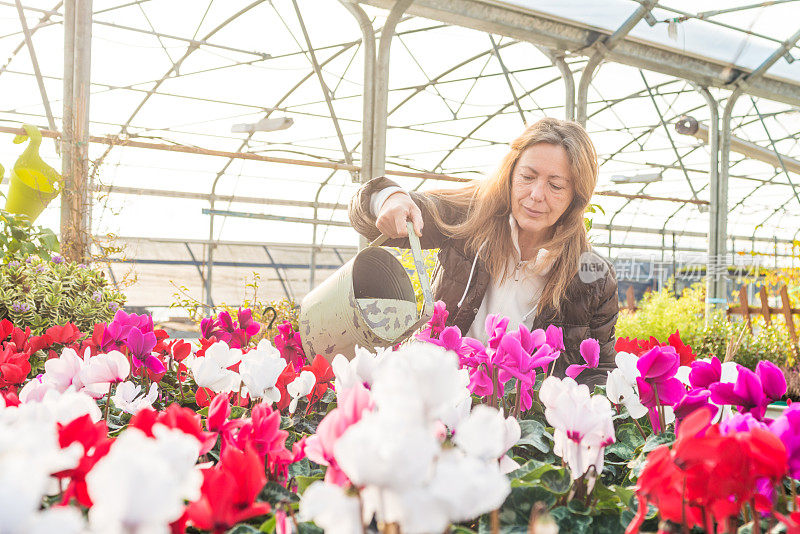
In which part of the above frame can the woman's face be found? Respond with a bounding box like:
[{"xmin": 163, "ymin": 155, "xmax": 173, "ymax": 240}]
[{"xmin": 510, "ymin": 142, "xmax": 575, "ymax": 242}]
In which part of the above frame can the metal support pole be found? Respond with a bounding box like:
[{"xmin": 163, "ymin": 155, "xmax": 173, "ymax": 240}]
[
  {"xmin": 536, "ymin": 46, "xmax": 574, "ymax": 120},
  {"xmin": 372, "ymin": 0, "xmax": 413, "ymax": 178},
  {"xmin": 490, "ymin": 34, "xmax": 525, "ymax": 125},
  {"xmin": 339, "ymin": 0, "xmax": 376, "ymax": 184},
  {"xmin": 718, "ymin": 88, "xmax": 739, "ymax": 309},
  {"xmin": 61, "ymin": 0, "xmax": 75, "ymax": 253},
  {"xmin": 690, "ymin": 86, "xmax": 721, "ymax": 319},
  {"xmin": 576, "ymin": 0, "xmax": 656, "ymax": 125},
  {"xmin": 61, "ymin": 0, "xmax": 92, "ymax": 263},
  {"xmin": 14, "ymin": 0, "xmax": 58, "ymax": 146}
]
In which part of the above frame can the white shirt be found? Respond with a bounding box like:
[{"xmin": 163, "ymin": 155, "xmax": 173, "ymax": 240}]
[
  {"xmin": 370, "ymin": 188, "xmax": 550, "ymax": 345},
  {"xmin": 465, "ymin": 216, "xmax": 550, "ymax": 343}
]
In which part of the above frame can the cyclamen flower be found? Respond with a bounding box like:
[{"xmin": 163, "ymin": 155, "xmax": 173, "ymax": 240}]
[
  {"xmin": 453, "ymin": 405, "xmax": 521, "ymax": 473},
  {"xmin": 79, "ymin": 350, "xmax": 130, "ymax": 388},
  {"xmin": 190, "ymin": 341, "xmax": 242, "ymax": 394},
  {"xmin": 539, "ymin": 376, "xmax": 615, "ymax": 480},
  {"xmin": 87, "ymin": 426, "xmax": 202, "ymax": 533},
  {"xmin": 416, "ymin": 300, "xmax": 449, "ymax": 339},
  {"xmin": 565, "ymin": 338, "xmax": 600, "ymax": 380},
  {"xmin": 126, "ymin": 327, "xmax": 164, "ymax": 374},
  {"xmin": 331, "ymin": 346, "xmax": 390, "ymax": 391},
  {"xmin": 186, "ymin": 444, "xmax": 271, "ymax": 533},
  {"xmin": 300, "ymin": 482, "xmax": 362, "ymax": 534},
  {"xmin": 769, "ymin": 403, "xmax": 800, "ymax": 478},
  {"xmin": 239, "ymin": 339, "xmax": 287, "ymax": 403},
  {"xmin": 636, "ymin": 345, "xmax": 685, "ymax": 432},
  {"xmin": 287, "ymin": 371, "xmax": 316, "ymax": 413},
  {"xmin": 305, "ymin": 383, "xmax": 374, "ymax": 486},
  {"xmin": 274, "ymin": 321, "xmax": 306, "ymax": 371},
  {"xmin": 629, "ymin": 407, "xmax": 787, "ymax": 533},
  {"xmin": 605, "ymin": 352, "xmax": 648, "ymax": 419},
  {"xmin": 710, "ymin": 361, "xmax": 786, "ymax": 420},
  {"xmin": 112, "ymin": 382, "xmax": 158, "ymax": 414}
]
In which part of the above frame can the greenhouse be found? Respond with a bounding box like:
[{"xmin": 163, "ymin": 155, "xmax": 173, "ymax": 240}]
[{"xmin": 1, "ymin": 0, "xmax": 800, "ymax": 532}]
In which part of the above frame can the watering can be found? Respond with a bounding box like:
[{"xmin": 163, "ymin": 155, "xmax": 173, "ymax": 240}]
[
  {"xmin": 5, "ymin": 124, "xmax": 62, "ymax": 222},
  {"xmin": 299, "ymin": 221, "xmax": 434, "ymax": 361}
]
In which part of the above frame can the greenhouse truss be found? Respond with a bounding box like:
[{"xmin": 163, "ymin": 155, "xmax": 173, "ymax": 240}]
[{"xmin": 1, "ymin": 0, "xmax": 800, "ymax": 313}]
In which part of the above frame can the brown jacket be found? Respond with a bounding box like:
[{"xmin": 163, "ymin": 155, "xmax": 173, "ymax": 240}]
[{"xmin": 349, "ymin": 177, "xmax": 619, "ymax": 387}]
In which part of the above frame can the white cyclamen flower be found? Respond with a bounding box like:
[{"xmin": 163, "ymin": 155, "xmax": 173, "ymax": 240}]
[
  {"xmin": 87, "ymin": 427, "xmax": 202, "ymax": 533},
  {"xmin": 540, "ymin": 376, "xmax": 615, "ymax": 480},
  {"xmin": 299, "ymin": 481, "xmax": 363, "ymax": 534},
  {"xmin": 112, "ymin": 381, "xmax": 158, "ymax": 414},
  {"xmin": 240, "ymin": 340, "xmax": 287, "ymax": 403},
  {"xmin": 190, "ymin": 341, "xmax": 242, "ymax": 393},
  {"xmin": 334, "ymin": 411, "xmax": 439, "ymax": 491},
  {"xmin": 287, "ymin": 370, "xmax": 316, "ymax": 413},
  {"xmin": 370, "ymin": 343, "xmax": 468, "ymax": 423},
  {"xmin": 606, "ymin": 352, "xmax": 648, "ymax": 419}
]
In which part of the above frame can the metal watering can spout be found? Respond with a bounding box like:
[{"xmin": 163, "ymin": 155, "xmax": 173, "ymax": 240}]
[{"xmin": 299, "ymin": 221, "xmax": 434, "ymax": 361}]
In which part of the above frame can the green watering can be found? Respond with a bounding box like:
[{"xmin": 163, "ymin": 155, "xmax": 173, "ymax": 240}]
[
  {"xmin": 299, "ymin": 221, "xmax": 434, "ymax": 361},
  {"xmin": 5, "ymin": 124, "xmax": 62, "ymax": 222}
]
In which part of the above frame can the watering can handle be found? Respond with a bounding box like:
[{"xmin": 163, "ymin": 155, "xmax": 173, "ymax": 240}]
[{"xmin": 370, "ymin": 221, "xmax": 435, "ymax": 338}]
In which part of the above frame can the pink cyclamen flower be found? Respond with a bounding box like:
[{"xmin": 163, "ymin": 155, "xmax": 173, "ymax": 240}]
[
  {"xmin": 565, "ymin": 338, "xmax": 600, "ymax": 380},
  {"xmin": 305, "ymin": 384, "xmax": 374, "ymax": 486}
]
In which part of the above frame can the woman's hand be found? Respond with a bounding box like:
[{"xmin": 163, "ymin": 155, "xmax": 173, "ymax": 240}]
[{"xmin": 375, "ymin": 191, "xmax": 424, "ymax": 238}]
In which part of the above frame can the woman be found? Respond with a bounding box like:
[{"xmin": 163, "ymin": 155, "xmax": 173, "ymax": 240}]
[{"xmin": 348, "ymin": 118, "xmax": 618, "ymax": 387}]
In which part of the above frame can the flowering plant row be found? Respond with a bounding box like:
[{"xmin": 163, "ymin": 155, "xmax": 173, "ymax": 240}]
[{"xmin": 2, "ymin": 300, "xmax": 800, "ymax": 533}]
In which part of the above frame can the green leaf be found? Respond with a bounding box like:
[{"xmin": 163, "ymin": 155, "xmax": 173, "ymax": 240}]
[
  {"xmin": 298, "ymin": 522, "xmax": 324, "ymax": 534},
  {"xmin": 642, "ymin": 431, "xmax": 675, "ymax": 453},
  {"xmin": 550, "ymin": 506, "xmax": 593, "ymax": 534},
  {"xmin": 230, "ymin": 405, "xmax": 248, "ymax": 419},
  {"xmin": 605, "ymin": 423, "xmax": 645, "ymax": 460},
  {"xmin": 295, "ymin": 475, "xmax": 323, "ymax": 495},
  {"xmin": 507, "ymin": 458, "xmax": 547, "ymax": 480},
  {"xmin": 540, "ymin": 467, "xmax": 571, "ymax": 495},
  {"xmin": 567, "ymin": 500, "xmax": 590, "ymax": 515},
  {"xmin": 227, "ymin": 525, "xmax": 262, "ymax": 534},
  {"xmin": 515, "ymin": 419, "xmax": 552, "ymax": 454},
  {"xmin": 288, "ymin": 457, "xmax": 312, "ymax": 478},
  {"xmin": 259, "ymin": 516, "xmax": 277, "ymax": 533},
  {"xmin": 258, "ymin": 481, "xmax": 299, "ymax": 506}
]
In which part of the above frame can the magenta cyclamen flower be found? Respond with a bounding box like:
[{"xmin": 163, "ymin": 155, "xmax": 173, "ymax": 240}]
[
  {"xmin": 673, "ymin": 389, "xmax": 717, "ymax": 425},
  {"xmin": 769, "ymin": 403, "xmax": 800, "ymax": 478},
  {"xmin": 417, "ymin": 300, "xmax": 449, "ymax": 339},
  {"xmin": 126, "ymin": 327, "xmax": 165, "ymax": 374},
  {"xmin": 635, "ymin": 345, "xmax": 685, "ymax": 432},
  {"xmin": 709, "ymin": 361, "xmax": 786, "ymax": 420},
  {"xmin": 565, "ymin": 339, "xmax": 600, "ymax": 380},
  {"xmin": 688, "ymin": 356, "xmax": 724, "ymax": 389}
]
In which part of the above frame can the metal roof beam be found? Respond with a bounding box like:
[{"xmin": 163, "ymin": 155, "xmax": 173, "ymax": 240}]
[{"xmin": 356, "ymin": 0, "xmax": 800, "ymax": 106}]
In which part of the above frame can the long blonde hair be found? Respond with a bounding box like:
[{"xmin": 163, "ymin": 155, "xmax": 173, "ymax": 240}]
[{"xmin": 420, "ymin": 118, "xmax": 599, "ymax": 313}]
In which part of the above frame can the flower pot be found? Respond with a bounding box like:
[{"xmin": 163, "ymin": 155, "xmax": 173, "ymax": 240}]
[{"xmin": 765, "ymin": 401, "xmax": 788, "ymax": 420}]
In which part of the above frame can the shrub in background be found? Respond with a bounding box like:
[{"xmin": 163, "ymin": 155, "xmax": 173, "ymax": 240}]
[
  {"xmin": 615, "ymin": 281, "xmax": 706, "ymax": 342},
  {"xmin": 0, "ymin": 254, "xmax": 126, "ymax": 334}
]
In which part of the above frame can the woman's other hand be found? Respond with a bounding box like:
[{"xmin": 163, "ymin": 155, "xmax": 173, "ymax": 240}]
[{"xmin": 375, "ymin": 191, "xmax": 424, "ymax": 238}]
